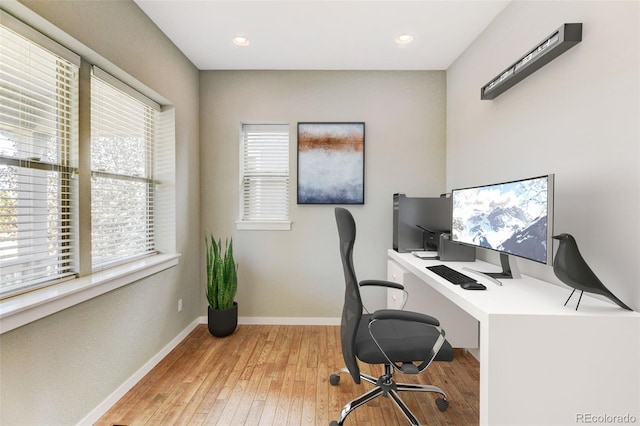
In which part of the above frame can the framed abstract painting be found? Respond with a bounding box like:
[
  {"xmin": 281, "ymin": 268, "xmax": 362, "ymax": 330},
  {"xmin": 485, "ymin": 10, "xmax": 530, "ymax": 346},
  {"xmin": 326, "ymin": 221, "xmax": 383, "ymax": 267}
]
[{"xmin": 297, "ymin": 122, "xmax": 365, "ymax": 204}]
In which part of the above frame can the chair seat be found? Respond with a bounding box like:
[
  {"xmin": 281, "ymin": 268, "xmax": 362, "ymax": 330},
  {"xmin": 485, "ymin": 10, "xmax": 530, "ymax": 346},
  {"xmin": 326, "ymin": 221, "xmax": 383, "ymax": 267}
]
[{"xmin": 356, "ymin": 314, "xmax": 454, "ymax": 366}]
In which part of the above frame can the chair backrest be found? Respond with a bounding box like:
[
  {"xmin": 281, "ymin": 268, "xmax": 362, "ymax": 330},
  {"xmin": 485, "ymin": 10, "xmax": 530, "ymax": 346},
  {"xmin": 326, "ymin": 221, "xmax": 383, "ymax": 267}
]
[{"xmin": 334, "ymin": 207, "xmax": 364, "ymax": 384}]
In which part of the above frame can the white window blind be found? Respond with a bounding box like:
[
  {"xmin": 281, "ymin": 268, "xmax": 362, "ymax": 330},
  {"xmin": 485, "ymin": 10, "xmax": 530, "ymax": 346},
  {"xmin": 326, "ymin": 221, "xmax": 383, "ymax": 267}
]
[
  {"xmin": 90, "ymin": 68, "xmax": 158, "ymax": 270},
  {"xmin": 240, "ymin": 124, "xmax": 290, "ymax": 224},
  {"xmin": 0, "ymin": 21, "xmax": 79, "ymax": 298}
]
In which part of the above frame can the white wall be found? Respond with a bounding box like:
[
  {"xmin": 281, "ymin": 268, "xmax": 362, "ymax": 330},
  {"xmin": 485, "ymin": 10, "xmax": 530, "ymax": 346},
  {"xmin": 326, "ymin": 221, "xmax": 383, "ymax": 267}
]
[
  {"xmin": 0, "ymin": 1, "xmax": 201, "ymax": 424},
  {"xmin": 200, "ymin": 71, "xmax": 446, "ymax": 318},
  {"xmin": 447, "ymin": 1, "xmax": 639, "ymax": 310}
]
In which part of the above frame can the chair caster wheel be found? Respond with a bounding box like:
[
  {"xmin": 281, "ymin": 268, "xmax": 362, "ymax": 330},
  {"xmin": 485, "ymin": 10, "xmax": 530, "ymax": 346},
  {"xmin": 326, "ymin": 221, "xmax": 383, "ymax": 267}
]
[
  {"xmin": 436, "ymin": 397, "xmax": 449, "ymax": 411},
  {"xmin": 329, "ymin": 374, "xmax": 340, "ymax": 386},
  {"xmin": 329, "ymin": 421, "xmax": 339, "ymax": 426}
]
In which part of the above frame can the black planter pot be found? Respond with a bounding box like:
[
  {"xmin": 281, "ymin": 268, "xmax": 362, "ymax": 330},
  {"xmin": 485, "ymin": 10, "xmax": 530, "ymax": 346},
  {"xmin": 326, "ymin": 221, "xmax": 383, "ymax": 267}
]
[{"xmin": 207, "ymin": 302, "xmax": 238, "ymax": 337}]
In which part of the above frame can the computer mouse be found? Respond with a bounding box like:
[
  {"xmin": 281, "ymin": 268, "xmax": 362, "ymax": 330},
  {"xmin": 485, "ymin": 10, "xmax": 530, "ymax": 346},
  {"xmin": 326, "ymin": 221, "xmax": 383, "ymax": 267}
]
[{"xmin": 461, "ymin": 282, "xmax": 487, "ymax": 290}]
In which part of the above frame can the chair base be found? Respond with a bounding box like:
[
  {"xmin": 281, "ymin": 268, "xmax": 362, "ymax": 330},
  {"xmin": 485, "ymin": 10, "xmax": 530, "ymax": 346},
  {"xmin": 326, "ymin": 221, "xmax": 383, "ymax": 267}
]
[{"xmin": 330, "ymin": 365, "xmax": 449, "ymax": 425}]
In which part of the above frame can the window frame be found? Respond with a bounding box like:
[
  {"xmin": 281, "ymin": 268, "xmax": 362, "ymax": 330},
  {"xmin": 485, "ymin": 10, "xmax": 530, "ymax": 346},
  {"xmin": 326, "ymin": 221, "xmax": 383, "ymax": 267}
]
[
  {"xmin": 0, "ymin": 12, "xmax": 80, "ymax": 298},
  {"xmin": 237, "ymin": 122, "xmax": 291, "ymax": 231},
  {"xmin": 90, "ymin": 66, "xmax": 159, "ymax": 271}
]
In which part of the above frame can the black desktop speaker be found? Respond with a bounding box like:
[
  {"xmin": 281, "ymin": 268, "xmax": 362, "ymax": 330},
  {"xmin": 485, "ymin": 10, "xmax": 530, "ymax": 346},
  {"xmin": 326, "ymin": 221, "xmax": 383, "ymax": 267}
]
[{"xmin": 422, "ymin": 229, "xmax": 444, "ymax": 251}]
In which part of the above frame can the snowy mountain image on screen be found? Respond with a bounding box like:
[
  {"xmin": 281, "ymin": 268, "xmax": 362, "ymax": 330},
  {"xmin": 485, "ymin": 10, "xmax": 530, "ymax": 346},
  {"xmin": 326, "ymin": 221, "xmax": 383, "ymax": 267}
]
[{"xmin": 452, "ymin": 177, "xmax": 548, "ymax": 263}]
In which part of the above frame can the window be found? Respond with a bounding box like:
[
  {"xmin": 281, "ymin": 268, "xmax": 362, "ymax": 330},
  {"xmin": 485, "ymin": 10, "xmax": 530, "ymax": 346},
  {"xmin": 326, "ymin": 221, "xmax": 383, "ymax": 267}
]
[
  {"xmin": 238, "ymin": 123, "xmax": 290, "ymax": 230},
  {"xmin": 0, "ymin": 19, "xmax": 80, "ymax": 298},
  {"xmin": 90, "ymin": 68, "xmax": 159, "ymax": 270},
  {"xmin": 0, "ymin": 11, "xmax": 177, "ymax": 329}
]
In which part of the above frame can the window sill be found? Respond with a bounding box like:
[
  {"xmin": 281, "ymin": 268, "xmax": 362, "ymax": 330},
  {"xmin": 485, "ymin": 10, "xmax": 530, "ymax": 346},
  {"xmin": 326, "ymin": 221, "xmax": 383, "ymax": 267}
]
[
  {"xmin": 236, "ymin": 220, "xmax": 292, "ymax": 231},
  {"xmin": 0, "ymin": 253, "xmax": 181, "ymax": 334}
]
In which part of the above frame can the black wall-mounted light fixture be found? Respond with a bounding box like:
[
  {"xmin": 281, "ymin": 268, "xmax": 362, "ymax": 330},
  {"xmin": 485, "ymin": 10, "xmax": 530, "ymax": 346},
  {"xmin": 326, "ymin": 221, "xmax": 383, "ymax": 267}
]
[{"xmin": 481, "ymin": 23, "xmax": 582, "ymax": 100}]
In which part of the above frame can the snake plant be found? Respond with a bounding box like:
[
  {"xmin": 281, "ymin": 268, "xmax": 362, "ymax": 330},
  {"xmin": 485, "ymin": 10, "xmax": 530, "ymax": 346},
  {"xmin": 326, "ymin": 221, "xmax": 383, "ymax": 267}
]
[{"xmin": 205, "ymin": 234, "xmax": 238, "ymax": 310}]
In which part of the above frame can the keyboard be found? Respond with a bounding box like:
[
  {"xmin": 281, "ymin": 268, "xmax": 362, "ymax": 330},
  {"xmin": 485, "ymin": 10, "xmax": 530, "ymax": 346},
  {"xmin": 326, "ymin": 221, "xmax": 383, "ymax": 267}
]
[{"xmin": 426, "ymin": 265, "xmax": 477, "ymax": 285}]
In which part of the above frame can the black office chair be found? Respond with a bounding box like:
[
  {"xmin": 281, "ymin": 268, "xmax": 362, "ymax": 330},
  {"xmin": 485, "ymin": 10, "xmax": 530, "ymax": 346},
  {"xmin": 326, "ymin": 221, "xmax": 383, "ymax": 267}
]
[{"xmin": 330, "ymin": 207, "xmax": 454, "ymax": 426}]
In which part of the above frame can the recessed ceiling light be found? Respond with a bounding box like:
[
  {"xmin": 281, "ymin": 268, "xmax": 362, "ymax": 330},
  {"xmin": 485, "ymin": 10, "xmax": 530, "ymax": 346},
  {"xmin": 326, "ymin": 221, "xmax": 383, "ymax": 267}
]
[
  {"xmin": 232, "ymin": 36, "xmax": 250, "ymax": 47},
  {"xmin": 395, "ymin": 34, "xmax": 414, "ymax": 45}
]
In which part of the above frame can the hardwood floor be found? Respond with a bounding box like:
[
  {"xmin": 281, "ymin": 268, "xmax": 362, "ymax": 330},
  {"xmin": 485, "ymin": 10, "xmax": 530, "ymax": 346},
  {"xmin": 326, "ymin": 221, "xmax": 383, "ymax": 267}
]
[{"xmin": 96, "ymin": 324, "xmax": 479, "ymax": 425}]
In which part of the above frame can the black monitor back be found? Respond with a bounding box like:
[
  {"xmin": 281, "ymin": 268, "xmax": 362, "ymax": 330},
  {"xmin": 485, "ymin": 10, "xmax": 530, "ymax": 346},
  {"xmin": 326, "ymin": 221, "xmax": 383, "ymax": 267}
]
[{"xmin": 393, "ymin": 194, "xmax": 452, "ymax": 252}]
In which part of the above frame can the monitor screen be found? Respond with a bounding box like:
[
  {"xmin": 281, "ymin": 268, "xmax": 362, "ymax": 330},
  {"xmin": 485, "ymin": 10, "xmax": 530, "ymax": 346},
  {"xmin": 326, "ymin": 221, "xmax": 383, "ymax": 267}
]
[{"xmin": 451, "ymin": 174, "xmax": 554, "ymax": 265}]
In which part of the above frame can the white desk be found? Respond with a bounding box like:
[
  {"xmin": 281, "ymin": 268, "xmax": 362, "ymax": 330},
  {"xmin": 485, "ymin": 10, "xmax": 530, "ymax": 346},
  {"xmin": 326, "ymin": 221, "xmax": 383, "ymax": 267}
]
[{"xmin": 387, "ymin": 250, "xmax": 640, "ymax": 426}]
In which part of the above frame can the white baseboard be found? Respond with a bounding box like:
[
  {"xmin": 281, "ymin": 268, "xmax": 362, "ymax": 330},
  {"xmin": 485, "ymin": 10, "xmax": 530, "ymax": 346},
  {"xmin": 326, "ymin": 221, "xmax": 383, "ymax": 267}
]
[
  {"xmin": 77, "ymin": 317, "xmax": 201, "ymax": 426},
  {"xmin": 198, "ymin": 316, "xmax": 341, "ymax": 326},
  {"xmin": 467, "ymin": 347, "xmax": 480, "ymax": 361}
]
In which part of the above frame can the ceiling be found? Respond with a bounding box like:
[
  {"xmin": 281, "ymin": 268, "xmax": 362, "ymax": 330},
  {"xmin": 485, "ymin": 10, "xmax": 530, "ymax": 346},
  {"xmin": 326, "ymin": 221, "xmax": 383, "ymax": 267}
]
[{"xmin": 134, "ymin": 0, "xmax": 511, "ymax": 71}]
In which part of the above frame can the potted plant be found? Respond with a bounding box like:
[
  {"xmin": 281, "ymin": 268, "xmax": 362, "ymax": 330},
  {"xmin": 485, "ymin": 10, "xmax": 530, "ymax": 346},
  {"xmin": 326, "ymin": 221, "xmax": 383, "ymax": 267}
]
[{"xmin": 205, "ymin": 233, "xmax": 238, "ymax": 337}]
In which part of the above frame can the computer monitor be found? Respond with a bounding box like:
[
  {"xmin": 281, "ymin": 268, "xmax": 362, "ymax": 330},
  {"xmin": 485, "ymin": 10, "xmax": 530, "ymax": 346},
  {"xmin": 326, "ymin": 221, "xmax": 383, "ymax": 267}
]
[{"xmin": 451, "ymin": 174, "xmax": 554, "ymax": 280}]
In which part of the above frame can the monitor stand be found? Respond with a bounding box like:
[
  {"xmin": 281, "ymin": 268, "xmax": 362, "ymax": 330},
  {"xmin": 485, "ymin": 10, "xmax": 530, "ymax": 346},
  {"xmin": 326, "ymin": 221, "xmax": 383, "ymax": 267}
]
[{"xmin": 463, "ymin": 253, "xmax": 521, "ymax": 286}]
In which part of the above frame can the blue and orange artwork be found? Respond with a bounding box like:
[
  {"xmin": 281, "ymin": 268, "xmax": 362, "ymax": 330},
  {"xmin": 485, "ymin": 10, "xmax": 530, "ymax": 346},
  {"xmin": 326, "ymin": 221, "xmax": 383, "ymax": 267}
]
[{"xmin": 297, "ymin": 123, "xmax": 364, "ymax": 204}]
